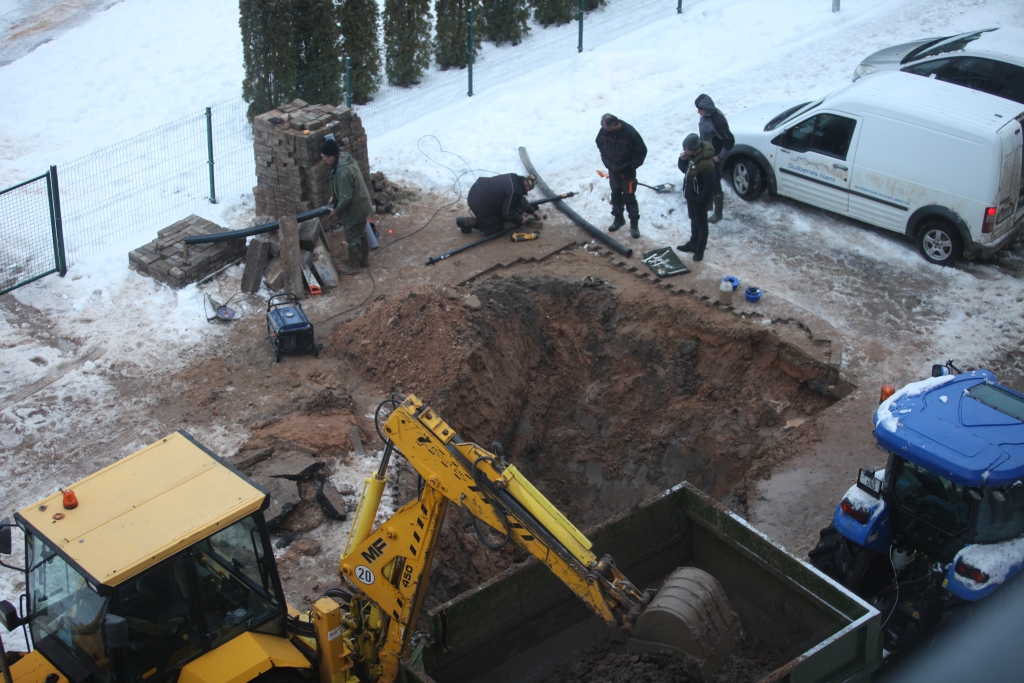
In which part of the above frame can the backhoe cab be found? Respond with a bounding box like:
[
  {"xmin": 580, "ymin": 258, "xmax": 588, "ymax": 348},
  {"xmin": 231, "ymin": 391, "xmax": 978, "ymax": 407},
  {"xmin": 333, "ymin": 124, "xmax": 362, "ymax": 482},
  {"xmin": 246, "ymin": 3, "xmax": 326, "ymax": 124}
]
[{"xmin": 0, "ymin": 433, "xmax": 306, "ymax": 683}]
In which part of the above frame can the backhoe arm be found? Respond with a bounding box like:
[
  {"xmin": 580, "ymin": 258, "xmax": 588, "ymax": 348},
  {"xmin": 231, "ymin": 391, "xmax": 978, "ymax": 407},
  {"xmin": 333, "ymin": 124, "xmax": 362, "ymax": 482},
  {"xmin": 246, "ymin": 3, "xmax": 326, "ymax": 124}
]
[{"xmin": 338, "ymin": 395, "xmax": 647, "ymax": 682}]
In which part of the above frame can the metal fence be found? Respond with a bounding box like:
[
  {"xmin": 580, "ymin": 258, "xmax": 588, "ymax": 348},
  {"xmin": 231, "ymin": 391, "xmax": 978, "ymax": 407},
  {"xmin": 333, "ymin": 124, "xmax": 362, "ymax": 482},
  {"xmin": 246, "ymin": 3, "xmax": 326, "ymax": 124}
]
[
  {"xmin": 0, "ymin": 170, "xmax": 65, "ymax": 295},
  {"xmin": 0, "ymin": 0, "xmax": 679, "ymax": 295}
]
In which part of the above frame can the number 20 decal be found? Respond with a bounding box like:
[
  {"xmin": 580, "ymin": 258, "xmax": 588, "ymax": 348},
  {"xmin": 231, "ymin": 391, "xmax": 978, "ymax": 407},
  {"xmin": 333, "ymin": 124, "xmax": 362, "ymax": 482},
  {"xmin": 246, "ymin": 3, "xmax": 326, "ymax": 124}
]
[{"xmin": 355, "ymin": 565, "xmax": 376, "ymax": 585}]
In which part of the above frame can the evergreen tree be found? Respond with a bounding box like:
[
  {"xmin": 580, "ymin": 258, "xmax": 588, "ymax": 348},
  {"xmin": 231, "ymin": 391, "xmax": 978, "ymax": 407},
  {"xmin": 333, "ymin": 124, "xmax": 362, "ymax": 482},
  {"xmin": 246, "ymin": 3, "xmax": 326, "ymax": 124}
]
[
  {"xmin": 583, "ymin": 0, "xmax": 604, "ymax": 10},
  {"xmin": 240, "ymin": 0, "xmax": 297, "ymax": 118},
  {"xmin": 434, "ymin": 0, "xmax": 480, "ymax": 70},
  {"xmin": 338, "ymin": 0, "xmax": 382, "ymax": 104},
  {"xmin": 383, "ymin": 0, "xmax": 433, "ymax": 86},
  {"xmin": 293, "ymin": 0, "xmax": 344, "ymax": 105},
  {"xmin": 531, "ymin": 0, "xmax": 574, "ymax": 27},
  {"xmin": 480, "ymin": 0, "xmax": 530, "ymax": 46}
]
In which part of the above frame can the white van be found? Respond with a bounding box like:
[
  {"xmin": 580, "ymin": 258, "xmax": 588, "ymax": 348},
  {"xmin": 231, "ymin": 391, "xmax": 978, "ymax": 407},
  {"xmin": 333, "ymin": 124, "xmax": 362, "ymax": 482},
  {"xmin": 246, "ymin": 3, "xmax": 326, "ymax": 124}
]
[{"xmin": 721, "ymin": 71, "xmax": 1024, "ymax": 265}]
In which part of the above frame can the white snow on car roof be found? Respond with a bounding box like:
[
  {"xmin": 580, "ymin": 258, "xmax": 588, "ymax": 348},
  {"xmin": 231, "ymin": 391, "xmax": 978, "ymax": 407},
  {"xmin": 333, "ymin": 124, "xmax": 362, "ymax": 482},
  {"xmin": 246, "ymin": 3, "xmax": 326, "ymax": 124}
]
[{"xmin": 960, "ymin": 27, "xmax": 1024, "ymax": 61}]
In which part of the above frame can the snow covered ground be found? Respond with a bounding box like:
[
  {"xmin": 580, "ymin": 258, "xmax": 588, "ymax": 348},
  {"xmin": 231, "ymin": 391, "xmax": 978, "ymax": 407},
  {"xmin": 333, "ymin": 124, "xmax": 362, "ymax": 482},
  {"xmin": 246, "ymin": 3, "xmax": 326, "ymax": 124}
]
[{"xmin": 2, "ymin": 0, "xmax": 1024, "ymax": 647}]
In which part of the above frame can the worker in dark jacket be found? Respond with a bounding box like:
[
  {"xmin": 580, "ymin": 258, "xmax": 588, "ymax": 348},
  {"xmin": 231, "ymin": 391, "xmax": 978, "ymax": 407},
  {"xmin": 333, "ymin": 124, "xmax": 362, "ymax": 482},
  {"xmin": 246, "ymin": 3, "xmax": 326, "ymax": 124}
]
[
  {"xmin": 595, "ymin": 113, "xmax": 647, "ymax": 238},
  {"xmin": 677, "ymin": 134, "xmax": 716, "ymax": 262},
  {"xmin": 695, "ymin": 94, "xmax": 735, "ymax": 223},
  {"xmin": 457, "ymin": 173, "xmax": 539, "ymax": 236},
  {"xmin": 322, "ymin": 138, "xmax": 373, "ymax": 273}
]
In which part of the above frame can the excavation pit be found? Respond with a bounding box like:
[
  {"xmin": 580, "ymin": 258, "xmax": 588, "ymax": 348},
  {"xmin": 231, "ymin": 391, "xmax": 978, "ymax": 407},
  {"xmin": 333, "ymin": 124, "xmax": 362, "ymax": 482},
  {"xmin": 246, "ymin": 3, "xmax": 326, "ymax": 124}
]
[{"xmin": 239, "ymin": 273, "xmax": 858, "ymax": 680}]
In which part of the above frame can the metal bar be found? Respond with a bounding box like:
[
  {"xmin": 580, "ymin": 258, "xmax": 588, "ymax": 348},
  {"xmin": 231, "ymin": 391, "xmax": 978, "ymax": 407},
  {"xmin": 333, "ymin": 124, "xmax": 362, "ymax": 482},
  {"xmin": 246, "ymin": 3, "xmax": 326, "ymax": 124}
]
[
  {"xmin": 425, "ymin": 229, "xmax": 507, "ymax": 266},
  {"xmin": 577, "ymin": 0, "xmax": 584, "ymax": 53},
  {"xmin": 206, "ymin": 107, "xmax": 217, "ymax": 204},
  {"xmin": 467, "ymin": 9, "xmax": 474, "ymax": 97},
  {"xmin": 677, "ymin": 0, "xmax": 683, "ymax": 13},
  {"xmin": 48, "ymin": 166, "xmax": 67, "ymax": 276},
  {"xmin": 832, "ymin": 0, "xmax": 840, "ymax": 10},
  {"xmin": 0, "ymin": 268, "xmax": 58, "ymax": 297},
  {"xmin": 345, "ymin": 57, "xmax": 352, "ymax": 108},
  {"xmin": 0, "ymin": 172, "xmax": 50, "ymax": 196},
  {"xmin": 518, "ymin": 147, "xmax": 631, "ymax": 257},
  {"xmin": 183, "ymin": 206, "xmax": 331, "ymax": 245}
]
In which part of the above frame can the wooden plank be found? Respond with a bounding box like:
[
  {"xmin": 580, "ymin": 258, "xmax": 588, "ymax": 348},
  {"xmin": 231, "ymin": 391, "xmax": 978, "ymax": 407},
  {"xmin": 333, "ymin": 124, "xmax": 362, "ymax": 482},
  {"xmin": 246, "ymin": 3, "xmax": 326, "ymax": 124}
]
[
  {"xmin": 311, "ymin": 242, "xmax": 338, "ymax": 288},
  {"xmin": 240, "ymin": 235, "xmax": 272, "ymax": 293},
  {"xmin": 279, "ymin": 215, "xmax": 304, "ymax": 296}
]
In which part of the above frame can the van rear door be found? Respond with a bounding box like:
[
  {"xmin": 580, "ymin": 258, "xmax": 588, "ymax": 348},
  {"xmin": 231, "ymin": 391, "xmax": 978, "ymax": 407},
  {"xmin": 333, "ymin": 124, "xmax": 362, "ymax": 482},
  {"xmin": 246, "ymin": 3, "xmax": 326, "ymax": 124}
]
[
  {"xmin": 772, "ymin": 112, "xmax": 861, "ymax": 215},
  {"xmin": 995, "ymin": 117, "xmax": 1023, "ymax": 231}
]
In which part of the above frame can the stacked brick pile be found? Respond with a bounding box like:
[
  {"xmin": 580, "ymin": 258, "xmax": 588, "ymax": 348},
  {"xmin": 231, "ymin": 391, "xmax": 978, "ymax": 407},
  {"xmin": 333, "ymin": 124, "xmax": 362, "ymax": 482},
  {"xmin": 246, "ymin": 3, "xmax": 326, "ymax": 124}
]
[
  {"xmin": 129, "ymin": 215, "xmax": 244, "ymax": 289},
  {"xmin": 252, "ymin": 100, "xmax": 371, "ymax": 221}
]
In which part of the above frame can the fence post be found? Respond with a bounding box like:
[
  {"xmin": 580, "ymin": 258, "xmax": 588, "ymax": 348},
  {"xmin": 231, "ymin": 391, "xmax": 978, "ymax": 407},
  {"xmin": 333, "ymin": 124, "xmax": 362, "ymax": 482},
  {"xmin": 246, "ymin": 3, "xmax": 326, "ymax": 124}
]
[
  {"xmin": 345, "ymin": 57, "xmax": 352, "ymax": 107},
  {"xmin": 48, "ymin": 166, "xmax": 67, "ymax": 277},
  {"xmin": 467, "ymin": 9, "xmax": 474, "ymax": 96},
  {"xmin": 205, "ymin": 107, "xmax": 217, "ymax": 204},
  {"xmin": 577, "ymin": 0, "xmax": 584, "ymax": 53},
  {"xmin": 832, "ymin": 0, "xmax": 840, "ymax": 10},
  {"xmin": 677, "ymin": 0, "xmax": 683, "ymax": 13}
]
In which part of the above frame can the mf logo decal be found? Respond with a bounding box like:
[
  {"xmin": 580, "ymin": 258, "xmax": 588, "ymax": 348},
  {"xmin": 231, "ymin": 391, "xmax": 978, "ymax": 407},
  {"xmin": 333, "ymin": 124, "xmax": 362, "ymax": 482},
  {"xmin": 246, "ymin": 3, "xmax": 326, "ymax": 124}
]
[
  {"xmin": 361, "ymin": 538, "xmax": 388, "ymax": 564},
  {"xmin": 355, "ymin": 565, "xmax": 376, "ymax": 585}
]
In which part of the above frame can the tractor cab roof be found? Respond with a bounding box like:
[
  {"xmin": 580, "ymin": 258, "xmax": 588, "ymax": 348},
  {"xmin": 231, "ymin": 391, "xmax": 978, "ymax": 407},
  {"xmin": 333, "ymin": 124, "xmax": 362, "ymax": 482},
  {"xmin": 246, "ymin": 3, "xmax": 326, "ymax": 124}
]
[
  {"xmin": 15, "ymin": 431, "xmax": 267, "ymax": 588},
  {"xmin": 874, "ymin": 370, "xmax": 1024, "ymax": 487}
]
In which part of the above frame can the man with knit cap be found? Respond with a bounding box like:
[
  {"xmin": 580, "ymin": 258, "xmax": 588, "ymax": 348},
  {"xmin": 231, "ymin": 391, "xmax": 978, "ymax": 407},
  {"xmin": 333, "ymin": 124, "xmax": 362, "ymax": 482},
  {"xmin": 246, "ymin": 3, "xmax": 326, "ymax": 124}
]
[
  {"xmin": 677, "ymin": 133, "xmax": 716, "ymax": 262},
  {"xmin": 694, "ymin": 94, "xmax": 735, "ymax": 223},
  {"xmin": 595, "ymin": 113, "xmax": 647, "ymax": 238},
  {"xmin": 321, "ymin": 137, "xmax": 373, "ymax": 273}
]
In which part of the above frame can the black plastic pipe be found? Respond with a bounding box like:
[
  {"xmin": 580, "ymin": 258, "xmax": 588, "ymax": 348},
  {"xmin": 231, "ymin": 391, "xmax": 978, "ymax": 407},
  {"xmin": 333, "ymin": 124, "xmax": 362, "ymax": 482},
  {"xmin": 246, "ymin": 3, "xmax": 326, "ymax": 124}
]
[
  {"xmin": 518, "ymin": 147, "xmax": 632, "ymax": 258},
  {"xmin": 182, "ymin": 206, "xmax": 332, "ymax": 245}
]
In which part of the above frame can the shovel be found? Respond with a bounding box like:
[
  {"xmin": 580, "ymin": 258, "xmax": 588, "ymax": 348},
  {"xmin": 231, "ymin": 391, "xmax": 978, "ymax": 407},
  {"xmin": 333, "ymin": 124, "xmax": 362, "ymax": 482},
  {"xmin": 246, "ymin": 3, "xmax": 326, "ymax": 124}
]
[{"xmin": 597, "ymin": 170, "xmax": 675, "ymax": 193}]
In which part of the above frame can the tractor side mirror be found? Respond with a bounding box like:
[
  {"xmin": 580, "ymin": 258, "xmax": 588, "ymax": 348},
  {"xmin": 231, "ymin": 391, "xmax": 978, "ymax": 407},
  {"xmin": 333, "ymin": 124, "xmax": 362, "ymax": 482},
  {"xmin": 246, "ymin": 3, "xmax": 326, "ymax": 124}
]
[
  {"xmin": 931, "ymin": 364, "xmax": 948, "ymax": 377},
  {"xmin": 0, "ymin": 600, "xmax": 22, "ymax": 631},
  {"xmin": 102, "ymin": 614, "xmax": 129, "ymax": 650},
  {"xmin": 0, "ymin": 518, "xmax": 11, "ymax": 555}
]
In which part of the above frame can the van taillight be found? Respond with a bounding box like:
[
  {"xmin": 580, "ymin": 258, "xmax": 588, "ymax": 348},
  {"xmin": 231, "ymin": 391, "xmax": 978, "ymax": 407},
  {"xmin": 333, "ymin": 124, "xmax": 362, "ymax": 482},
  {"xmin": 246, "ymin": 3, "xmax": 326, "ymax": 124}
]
[{"xmin": 982, "ymin": 207, "xmax": 997, "ymax": 234}]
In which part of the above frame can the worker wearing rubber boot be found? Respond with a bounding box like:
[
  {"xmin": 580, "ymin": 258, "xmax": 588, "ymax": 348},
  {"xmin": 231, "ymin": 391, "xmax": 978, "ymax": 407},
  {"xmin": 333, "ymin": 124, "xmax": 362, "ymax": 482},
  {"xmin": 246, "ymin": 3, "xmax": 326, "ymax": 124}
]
[
  {"xmin": 322, "ymin": 138, "xmax": 373, "ymax": 273},
  {"xmin": 677, "ymin": 134, "xmax": 716, "ymax": 262},
  {"xmin": 595, "ymin": 113, "xmax": 647, "ymax": 238},
  {"xmin": 457, "ymin": 173, "xmax": 540, "ymax": 236},
  {"xmin": 695, "ymin": 94, "xmax": 734, "ymax": 224}
]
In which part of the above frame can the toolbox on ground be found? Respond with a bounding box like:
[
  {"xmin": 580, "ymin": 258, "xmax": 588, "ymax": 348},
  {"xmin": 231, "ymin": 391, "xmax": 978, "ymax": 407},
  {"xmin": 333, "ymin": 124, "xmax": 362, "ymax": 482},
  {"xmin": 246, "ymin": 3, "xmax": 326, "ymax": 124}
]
[{"xmin": 266, "ymin": 293, "xmax": 317, "ymax": 362}]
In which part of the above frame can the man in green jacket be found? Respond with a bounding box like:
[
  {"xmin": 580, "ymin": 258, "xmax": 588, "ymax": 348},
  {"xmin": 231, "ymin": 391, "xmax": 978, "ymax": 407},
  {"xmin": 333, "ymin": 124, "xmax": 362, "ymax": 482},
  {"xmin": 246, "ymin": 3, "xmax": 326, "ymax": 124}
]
[
  {"xmin": 321, "ymin": 138, "xmax": 373, "ymax": 272},
  {"xmin": 677, "ymin": 134, "xmax": 716, "ymax": 262}
]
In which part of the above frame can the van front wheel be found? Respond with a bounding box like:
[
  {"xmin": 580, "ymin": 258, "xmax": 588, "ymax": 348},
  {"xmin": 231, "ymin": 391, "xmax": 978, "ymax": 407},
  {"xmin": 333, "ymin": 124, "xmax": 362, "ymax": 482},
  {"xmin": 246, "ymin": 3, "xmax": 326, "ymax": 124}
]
[
  {"xmin": 730, "ymin": 157, "xmax": 765, "ymax": 201},
  {"xmin": 917, "ymin": 220, "xmax": 960, "ymax": 266}
]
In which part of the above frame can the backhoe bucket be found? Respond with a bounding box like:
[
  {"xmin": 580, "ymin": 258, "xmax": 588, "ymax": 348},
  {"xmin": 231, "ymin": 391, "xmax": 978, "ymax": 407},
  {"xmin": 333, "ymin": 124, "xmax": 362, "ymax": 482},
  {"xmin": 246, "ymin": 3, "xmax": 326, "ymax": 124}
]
[{"xmin": 628, "ymin": 566, "xmax": 744, "ymax": 683}]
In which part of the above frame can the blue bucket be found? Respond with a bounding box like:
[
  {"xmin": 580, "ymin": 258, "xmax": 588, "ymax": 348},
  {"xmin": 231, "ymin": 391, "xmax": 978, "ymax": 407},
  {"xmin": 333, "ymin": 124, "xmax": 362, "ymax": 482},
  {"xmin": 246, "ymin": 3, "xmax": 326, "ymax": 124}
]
[
  {"xmin": 745, "ymin": 287, "xmax": 763, "ymax": 303},
  {"xmin": 722, "ymin": 275, "xmax": 740, "ymax": 291}
]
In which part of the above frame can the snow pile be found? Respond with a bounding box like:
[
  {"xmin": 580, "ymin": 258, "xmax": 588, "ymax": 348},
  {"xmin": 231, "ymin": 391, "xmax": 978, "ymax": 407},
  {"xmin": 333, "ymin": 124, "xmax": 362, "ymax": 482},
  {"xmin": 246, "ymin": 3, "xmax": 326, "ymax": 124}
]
[
  {"xmin": 841, "ymin": 476, "xmax": 886, "ymax": 524},
  {"xmin": 963, "ymin": 26, "xmax": 1024, "ymax": 58},
  {"xmin": 875, "ymin": 375, "xmax": 957, "ymax": 433}
]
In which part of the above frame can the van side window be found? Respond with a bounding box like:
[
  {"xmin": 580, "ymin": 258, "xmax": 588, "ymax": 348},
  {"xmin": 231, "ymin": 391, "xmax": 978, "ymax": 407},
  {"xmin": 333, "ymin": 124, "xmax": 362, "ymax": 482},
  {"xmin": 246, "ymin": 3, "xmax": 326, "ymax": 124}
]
[{"xmin": 780, "ymin": 114, "xmax": 857, "ymax": 160}]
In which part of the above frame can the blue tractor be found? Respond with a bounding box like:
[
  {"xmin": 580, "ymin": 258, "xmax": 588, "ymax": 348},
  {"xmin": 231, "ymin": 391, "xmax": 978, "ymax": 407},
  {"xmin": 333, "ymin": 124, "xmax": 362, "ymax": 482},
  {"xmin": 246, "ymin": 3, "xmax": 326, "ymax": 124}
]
[{"xmin": 810, "ymin": 363, "xmax": 1024, "ymax": 655}]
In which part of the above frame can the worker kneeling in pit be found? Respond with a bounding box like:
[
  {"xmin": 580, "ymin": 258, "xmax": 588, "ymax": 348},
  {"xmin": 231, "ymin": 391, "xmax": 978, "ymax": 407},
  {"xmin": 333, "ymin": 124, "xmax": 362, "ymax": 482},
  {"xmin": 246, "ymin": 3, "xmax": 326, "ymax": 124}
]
[
  {"xmin": 321, "ymin": 138, "xmax": 373, "ymax": 273},
  {"xmin": 457, "ymin": 173, "xmax": 540, "ymax": 236}
]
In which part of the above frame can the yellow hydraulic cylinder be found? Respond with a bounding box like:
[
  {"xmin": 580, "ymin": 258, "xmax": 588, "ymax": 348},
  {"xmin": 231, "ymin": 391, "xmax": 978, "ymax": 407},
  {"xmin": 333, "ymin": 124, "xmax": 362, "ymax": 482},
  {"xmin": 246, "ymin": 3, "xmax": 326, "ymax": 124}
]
[{"xmin": 343, "ymin": 472, "xmax": 386, "ymax": 560}]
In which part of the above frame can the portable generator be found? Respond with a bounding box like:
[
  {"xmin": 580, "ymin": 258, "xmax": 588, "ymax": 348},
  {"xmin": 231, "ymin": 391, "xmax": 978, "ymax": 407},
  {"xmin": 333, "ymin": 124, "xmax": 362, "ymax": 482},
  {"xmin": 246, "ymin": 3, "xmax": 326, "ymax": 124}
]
[{"xmin": 266, "ymin": 293, "xmax": 318, "ymax": 362}]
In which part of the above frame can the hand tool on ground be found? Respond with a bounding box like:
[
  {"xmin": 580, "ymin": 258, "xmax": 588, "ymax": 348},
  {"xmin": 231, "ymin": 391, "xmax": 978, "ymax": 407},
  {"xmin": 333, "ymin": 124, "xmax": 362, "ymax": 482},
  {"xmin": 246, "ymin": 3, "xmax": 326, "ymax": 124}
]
[
  {"xmin": 596, "ymin": 170, "xmax": 675, "ymax": 193},
  {"xmin": 511, "ymin": 232, "xmax": 539, "ymax": 242}
]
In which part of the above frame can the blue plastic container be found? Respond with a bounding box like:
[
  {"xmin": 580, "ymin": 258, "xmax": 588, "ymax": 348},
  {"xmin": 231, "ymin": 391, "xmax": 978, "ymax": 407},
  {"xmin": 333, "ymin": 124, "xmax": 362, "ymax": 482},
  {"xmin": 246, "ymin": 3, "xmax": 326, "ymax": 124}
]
[
  {"xmin": 722, "ymin": 275, "xmax": 740, "ymax": 291},
  {"xmin": 745, "ymin": 287, "xmax": 763, "ymax": 303}
]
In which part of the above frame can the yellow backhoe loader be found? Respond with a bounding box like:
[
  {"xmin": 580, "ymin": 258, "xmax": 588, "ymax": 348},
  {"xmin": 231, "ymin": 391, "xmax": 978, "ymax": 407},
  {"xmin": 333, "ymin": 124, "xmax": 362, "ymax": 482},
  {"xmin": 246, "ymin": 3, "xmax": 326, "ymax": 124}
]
[{"xmin": 0, "ymin": 395, "xmax": 731, "ymax": 683}]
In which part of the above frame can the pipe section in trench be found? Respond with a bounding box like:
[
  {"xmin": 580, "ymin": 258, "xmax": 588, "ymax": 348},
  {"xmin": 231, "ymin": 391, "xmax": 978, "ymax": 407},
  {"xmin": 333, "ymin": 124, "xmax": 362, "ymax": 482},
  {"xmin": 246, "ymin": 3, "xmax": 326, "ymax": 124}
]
[{"xmin": 519, "ymin": 147, "xmax": 632, "ymax": 258}]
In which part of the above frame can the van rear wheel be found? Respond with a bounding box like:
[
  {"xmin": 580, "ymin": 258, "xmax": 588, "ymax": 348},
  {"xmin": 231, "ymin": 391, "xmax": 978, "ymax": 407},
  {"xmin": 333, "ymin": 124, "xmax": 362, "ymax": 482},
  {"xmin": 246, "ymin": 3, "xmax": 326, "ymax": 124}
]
[
  {"xmin": 730, "ymin": 157, "xmax": 765, "ymax": 200},
  {"xmin": 917, "ymin": 219, "xmax": 960, "ymax": 266}
]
